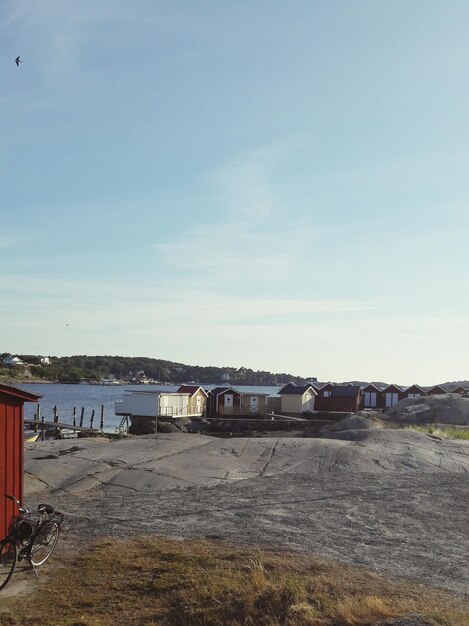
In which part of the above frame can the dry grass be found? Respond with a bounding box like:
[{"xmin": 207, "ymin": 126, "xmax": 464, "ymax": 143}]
[
  {"xmin": 406, "ymin": 425, "xmax": 469, "ymax": 440},
  {"xmin": 1, "ymin": 537, "xmax": 468, "ymax": 626}
]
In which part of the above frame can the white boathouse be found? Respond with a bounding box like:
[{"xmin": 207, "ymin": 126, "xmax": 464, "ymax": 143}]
[{"xmin": 114, "ymin": 390, "xmax": 203, "ymax": 420}]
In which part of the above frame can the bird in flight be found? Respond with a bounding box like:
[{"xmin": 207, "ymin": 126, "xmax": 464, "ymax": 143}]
[{"xmin": 15, "ymin": 56, "xmax": 22, "ymax": 66}]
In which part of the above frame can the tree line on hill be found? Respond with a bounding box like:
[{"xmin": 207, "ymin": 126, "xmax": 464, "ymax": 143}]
[{"xmin": 2, "ymin": 353, "xmax": 315, "ymax": 386}]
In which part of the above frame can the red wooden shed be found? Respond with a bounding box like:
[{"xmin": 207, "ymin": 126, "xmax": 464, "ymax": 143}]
[
  {"xmin": 0, "ymin": 384, "xmax": 40, "ymax": 541},
  {"xmin": 361, "ymin": 383, "xmax": 382, "ymax": 409},
  {"xmin": 403, "ymin": 384, "xmax": 427, "ymax": 399},
  {"xmin": 380, "ymin": 384, "xmax": 404, "ymax": 408},
  {"xmin": 315, "ymin": 385, "xmax": 362, "ymax": 412},
  {"xmin": 206, "ymin": 387, "xmax": 242, "ymax": 416}
]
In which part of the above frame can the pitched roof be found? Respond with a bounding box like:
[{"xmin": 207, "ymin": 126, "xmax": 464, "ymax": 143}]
[
  {"xmin": 404, "ymin": 384, "xmax": 426, "ymax": 394},
  {"xmin": 177, "ymin": 385, "xmax": 208, "ymax": 397},
  {"xmin": 330, "ymin": 385, "xmax": 361, "ymax": 398},
  {"xmin": 279, "ymin": 383, "xmax": 317, "ymax": 395},
  {"xmin": 426, "ymin": 384, "xmax": 448, "ymax": 394},
  {"xmin": 208, "ymin": 386, "xmax": 242, "ymax": 397},
  {"xmin": 361, "ymin": 383, "xmax": 383, "ymax": 392},
  {"xmin": 0, "ymin": 384, "xmax": 41, "ymax": 403},
  {"xmin": 382, "ymin": 384, "xmax": 404, "ymax": 393}
]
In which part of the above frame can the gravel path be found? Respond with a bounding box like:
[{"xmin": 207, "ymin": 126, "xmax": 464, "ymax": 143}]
[{"xmin": 48, "ymin": 471, "xmax": 469, "ymax": 595}]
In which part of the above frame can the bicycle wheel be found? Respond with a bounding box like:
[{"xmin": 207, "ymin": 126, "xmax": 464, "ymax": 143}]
[
  {"xmin": 30, "ymin": 521, "xmax": 60, "ymax": 567},
  {"xmin": 0, "ymin": 540, "xmax": 17, "ymax": 590}
]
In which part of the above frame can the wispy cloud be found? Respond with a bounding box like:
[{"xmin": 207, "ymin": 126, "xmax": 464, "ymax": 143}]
[
  {"xmin": 153, "ymin": 144, "xmax": 317, "ymax": 287},
  {"xmin": 207, "ymin": 145, "xmax": 287, "ymax": 221},
  {"xmin": 153, "ymin": 225, "xmax": 303, "ymax": 285},
  {"xmin": 0, "ymin": 272, "xmax": 372, "ymax": 319}
]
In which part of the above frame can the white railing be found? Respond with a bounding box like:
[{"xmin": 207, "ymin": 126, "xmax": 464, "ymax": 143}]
[{"xmin": 158, "ymin": 405, "xmax": 203, "ymax": 417}]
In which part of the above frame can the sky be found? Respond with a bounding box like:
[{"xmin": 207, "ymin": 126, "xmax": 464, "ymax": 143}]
[{"xmin": 1, "ymin": 1, "xmax": 469, "ymax": 385}]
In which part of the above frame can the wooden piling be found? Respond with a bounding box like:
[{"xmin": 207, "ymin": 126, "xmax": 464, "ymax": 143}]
[
  {"xmin": 79, "ymin": 407, "xmax": 85, "ymax": 428},
  {"xmin": 72, "ymin": 407, "xmax": 76, "ymax": 427},
  {"xmin": 53, "ymin": 405, "xmax": 58, "ymax": 423},
  {"xmin": 100, "ymin": 405, "xmax": 104, "ymax": 431},
  {"xmin": 90, "ymin": 409, "xmax": 95, "ymax": 429},
  {"xmin": 34, "ymin": 404, "xmax": 40, "ymax": 433}
]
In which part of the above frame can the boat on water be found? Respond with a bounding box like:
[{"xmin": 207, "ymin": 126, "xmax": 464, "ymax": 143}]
[
  {"xmin": 24, "ymin": 425, "xmax": 78, "ymax": 442},
  {"xmin": 24, "ymin": 430, "xmax": 40, "ymax": 443}
]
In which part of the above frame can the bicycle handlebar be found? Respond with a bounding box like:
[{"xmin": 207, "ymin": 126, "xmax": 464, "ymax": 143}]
[
  {"xmin": 5, "ymin": 493, "xmax": 62, "ymax": 522},
  {"xmin": 4, "ymin": 493, "xmax": 29, "ymax": 515}
]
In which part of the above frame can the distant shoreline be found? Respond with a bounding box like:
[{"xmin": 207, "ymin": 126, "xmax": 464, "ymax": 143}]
[{"xmin": 0, "ymin": 377, "xmax": 54, "ymax": 385}]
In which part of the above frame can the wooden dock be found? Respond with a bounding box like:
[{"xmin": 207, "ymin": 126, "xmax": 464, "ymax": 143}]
[
  {"xmin": 25, "ymin": 420, "xmax": 98, "ymax": 440},
  {"xmin": 26, "ymin": 420, "xmax": 98, "ymax": 433}
]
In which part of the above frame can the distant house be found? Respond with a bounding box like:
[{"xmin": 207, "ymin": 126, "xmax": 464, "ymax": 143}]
[
  {"xmin": 177, "ymin": 385, "xmax": 208, "ymax": 415},
  {"xmin": 316, "ymin": 385, "xmax": 362, "ymax": 413},
  {"xmin": 403, "ymin": 384, "xmax": 426, "ymax": 400},
  {"xmin": 427, "ymin": 384, "xmax": 448, "ymax": 396},
  {"xmin": 2, "ymin": 356, "xmax": 24, "ymax": 366},
  {"xmin": 206, "ymin": 387, "xmax": 243, "ymax": 416},
  {"xmin": 278, "ymin": 383, "xmax": 317, "ymax": 414},
  {"xmin": 361, "ymin": 383, "xmax": 382, "ymax": 409},
  {"xmin": 40, "ymin": 357, "xmax": 51, "ymax": 365},
  {"xmin": 451, "ymin": 385, "xmax": 468, "ymax": 394},
  {"xmin": 381, "ymin": 384, "xmax": 403, "ymax": 408}
]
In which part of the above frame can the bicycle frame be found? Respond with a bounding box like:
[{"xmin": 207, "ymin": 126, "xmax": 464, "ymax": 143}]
[{"xmin": 4, "ymin": 494, "xmax": 63, "ymax": 565}]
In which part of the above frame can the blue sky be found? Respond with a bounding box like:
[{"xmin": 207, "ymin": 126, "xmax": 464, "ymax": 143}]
[{"xmin": 1, "ymin": 1, "xmax": 468, "ymax": 385}]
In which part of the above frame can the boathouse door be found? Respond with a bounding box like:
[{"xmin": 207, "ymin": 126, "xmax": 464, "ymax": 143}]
[
  {"xmin": 385, "ymin": 392, "xmax": 399, "ymax": 407},
  {"xmin": 224, "ymin": 394, "xmax": 233, "ymax": 414},
  {"xmin": 249, "ymin": 396, "xmax": 259, "ymax": 414},
  {"xmin": 364, "ymin": 392, "xmax": 377, "ymax": 408}
]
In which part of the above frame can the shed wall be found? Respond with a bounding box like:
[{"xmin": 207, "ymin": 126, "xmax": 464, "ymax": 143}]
[
  {"xmin": 280, "ymin": 395, "xmax": 302, "ymax": 413},
  {"xmin": 267, "ymin": 396, "xmax": 282, "ymax": 413},
  {"xmin": 240, "ymin": 395, "xmax": 268, "ymax": 414},
  {"xmin": 0, "ymin": 396, "xmax": 24, "ymax": 541},
  {"xmin": 187, "ymin": 390, "xmax": 206, "ymax": 414},
  {"xmin": 159, "ymin": 394, "xmax": 190, "ymax": 416},
  {"xmin": 115, "ymin": 392, "xmax": 159, "ymax": 417},
  {"xmin": 315, "ymin": 395, "xmax": 360, "ymax": 412},
  {"xmin": 217, "ymin": 392, "xmax": 241, "ymax": 414}
]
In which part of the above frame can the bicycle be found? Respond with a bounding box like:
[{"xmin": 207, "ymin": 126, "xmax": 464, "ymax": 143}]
[{"xmin": 0, "ymin": 494, "xmax": 64, "ymax": 591}]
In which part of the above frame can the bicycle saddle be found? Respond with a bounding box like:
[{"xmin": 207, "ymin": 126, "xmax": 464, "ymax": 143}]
[{"xmin": 37, "ymin": 504, "xmax": 55, "ymax": 514}]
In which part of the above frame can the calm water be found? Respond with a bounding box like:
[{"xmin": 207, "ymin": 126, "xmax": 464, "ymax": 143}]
[{"xmin": 17, "ymin": 383, "xmax": 281, "ymax": 432}]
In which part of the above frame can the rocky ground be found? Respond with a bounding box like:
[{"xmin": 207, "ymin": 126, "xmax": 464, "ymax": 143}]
[
  {"xmin": 383, "ymin": 394, "xmax": 469, "ymax": 425},
  {"xmin": 23, "ymin": 426, "xmax": 469, "ymax": 596}
]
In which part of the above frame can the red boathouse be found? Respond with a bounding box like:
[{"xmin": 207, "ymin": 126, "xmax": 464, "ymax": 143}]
[{"xmin": 0, "ymin": 384, "xmax": 40, "ymax": 541}]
